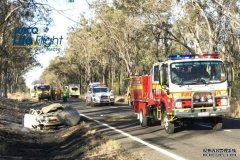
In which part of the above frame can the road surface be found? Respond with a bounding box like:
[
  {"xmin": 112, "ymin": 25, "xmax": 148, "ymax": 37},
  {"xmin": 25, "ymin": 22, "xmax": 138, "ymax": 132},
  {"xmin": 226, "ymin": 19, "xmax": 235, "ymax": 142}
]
[{"xmin": 66, "ymin": 99, "xmax": 239, "ymax": 160}]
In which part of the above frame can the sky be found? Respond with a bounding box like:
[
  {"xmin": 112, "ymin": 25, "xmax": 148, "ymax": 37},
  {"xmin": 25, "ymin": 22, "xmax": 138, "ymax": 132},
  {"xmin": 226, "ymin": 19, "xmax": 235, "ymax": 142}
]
[{"xmin": 24, "ymin": 0, "xmax": 94, "ymax": 87}]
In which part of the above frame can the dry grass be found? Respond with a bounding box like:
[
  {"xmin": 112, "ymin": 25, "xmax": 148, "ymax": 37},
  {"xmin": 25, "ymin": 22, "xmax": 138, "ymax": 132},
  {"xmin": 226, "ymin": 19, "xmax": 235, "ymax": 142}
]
[
  {"xmin": 84, "ymin": 139, "xmax": 142, "ymax": 160},
  {"xmin": 80, "ymin": 121, "xmax": 91, "ymax": 128},
  {"xmin": 84, "ymin": 129, "xmax": 96, "ymax": 136},
  {"xmin": 7, "ymin": 92, "xmax": 31, "ymax": 101},
  {"xmin": 230, "ymin": 99, "xmax": 240, "ymax": 118},
  {"xmin": 0, "ymin": 98, "xmax": 140, "ymax": 160},
  {"xmin": 115, "ymin": 95, "xmax": 128, "ymax": 103}
]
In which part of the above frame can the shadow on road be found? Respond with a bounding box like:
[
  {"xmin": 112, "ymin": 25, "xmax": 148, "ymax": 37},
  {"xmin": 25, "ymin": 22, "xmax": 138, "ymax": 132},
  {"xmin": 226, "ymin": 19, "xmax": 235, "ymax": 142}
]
[
  {"xmin": 223, "ymin": 118, "xmax": 240, "ymax": 129},
  {"xmin": 174, "ymin": 117, "xmax": 240, "ymax": 134}
]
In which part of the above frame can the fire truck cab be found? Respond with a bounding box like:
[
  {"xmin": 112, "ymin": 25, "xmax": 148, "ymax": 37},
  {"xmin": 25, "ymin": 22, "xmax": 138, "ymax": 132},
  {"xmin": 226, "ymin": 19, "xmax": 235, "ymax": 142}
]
[{"xmin": 130, "ymin": 54, "xmax": 233, "ymax": 134}]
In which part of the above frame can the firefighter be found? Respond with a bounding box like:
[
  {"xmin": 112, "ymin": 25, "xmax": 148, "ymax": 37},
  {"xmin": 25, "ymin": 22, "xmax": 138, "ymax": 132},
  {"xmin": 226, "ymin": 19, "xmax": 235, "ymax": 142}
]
[
  {"xmin": 56, "ymin": 89, "xmax": 62, "ymax": 100},
  {"xmin": 50, "ymin": 87, "xmax": 56, "ymax": 100},
  {"xmin": 62, "ymin": 88, "xmax": 69, "ymax": 102}
]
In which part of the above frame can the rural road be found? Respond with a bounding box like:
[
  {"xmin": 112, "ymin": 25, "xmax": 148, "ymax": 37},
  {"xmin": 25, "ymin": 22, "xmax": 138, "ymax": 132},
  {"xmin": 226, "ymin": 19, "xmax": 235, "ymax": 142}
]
[{"xmin": 65, "ymin": 99, "xmax": 239, "ymax": 160}]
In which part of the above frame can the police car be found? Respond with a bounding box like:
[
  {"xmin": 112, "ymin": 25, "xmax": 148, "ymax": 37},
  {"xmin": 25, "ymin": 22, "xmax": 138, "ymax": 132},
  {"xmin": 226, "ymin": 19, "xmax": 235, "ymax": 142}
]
[{"xmin": 85, "ymin": 82, "xmax": 115, "ymax": 106}]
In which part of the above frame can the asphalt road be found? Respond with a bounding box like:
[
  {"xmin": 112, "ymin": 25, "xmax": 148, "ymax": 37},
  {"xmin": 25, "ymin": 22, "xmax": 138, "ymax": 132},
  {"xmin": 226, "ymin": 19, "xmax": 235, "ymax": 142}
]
[{"xmin": 66, "ymin": 99, "xmax": 239, "ymax": 160}]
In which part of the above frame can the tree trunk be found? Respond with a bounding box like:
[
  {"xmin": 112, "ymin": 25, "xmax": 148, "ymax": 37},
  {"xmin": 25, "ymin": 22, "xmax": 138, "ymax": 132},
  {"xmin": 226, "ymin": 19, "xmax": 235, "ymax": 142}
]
[
  {"xmin": 3, "ymin": 66, "xmax": 8, "ymax": 98},
  {"xmin": 118, "ymin": 71, "xmax": 121, "ymax": 95}
]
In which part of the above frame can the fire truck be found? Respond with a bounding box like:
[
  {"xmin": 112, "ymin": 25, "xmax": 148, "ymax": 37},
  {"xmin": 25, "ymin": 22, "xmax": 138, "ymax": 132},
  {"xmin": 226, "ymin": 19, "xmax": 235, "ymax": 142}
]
[
  {"xmin": 34, "ymin": 84, "xmax": 52, "ymax": 101},
  {"xmin": 130, "ymin": 54, "xmax": 233, "ymax": 134}
]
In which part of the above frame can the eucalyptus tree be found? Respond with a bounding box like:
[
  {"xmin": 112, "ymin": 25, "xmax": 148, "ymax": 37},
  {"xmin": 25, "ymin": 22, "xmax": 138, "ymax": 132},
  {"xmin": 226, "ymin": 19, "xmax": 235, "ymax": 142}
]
[{"xmin": 0, "ymin": 0, "xmax": 52, "ymax": 97}]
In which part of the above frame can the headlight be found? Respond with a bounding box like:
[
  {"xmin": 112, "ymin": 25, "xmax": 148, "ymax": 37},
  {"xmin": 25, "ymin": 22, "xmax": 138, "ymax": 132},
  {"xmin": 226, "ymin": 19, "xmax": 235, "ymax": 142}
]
[
  {"xmin": 110, "ymin": 95, "xmax": 114, "ymax": 98},
  {"xmin": 194, "ymin": 95, "xmax": 200, "ymax": 99},
  {"xmin": 94, "ymin": 96, "xmax": 100, "ymax": 99},
  {"xmin": 175, "ymin": 101, "xmax": 182, "ymax": 108},
  {"xmin": 221, "ymin": 98, "xmax": 228, "ymax": 106},
  {"xmin": 207, "ymin": 94, "xmax": 212, "ymax": 99}
]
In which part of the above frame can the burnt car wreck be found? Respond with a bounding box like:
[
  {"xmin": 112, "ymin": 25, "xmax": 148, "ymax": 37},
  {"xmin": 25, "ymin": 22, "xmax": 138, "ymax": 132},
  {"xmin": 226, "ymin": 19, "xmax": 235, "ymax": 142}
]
[{"xmin": 24, "ymin": 103, "xmax": 80, "ymax": 130}]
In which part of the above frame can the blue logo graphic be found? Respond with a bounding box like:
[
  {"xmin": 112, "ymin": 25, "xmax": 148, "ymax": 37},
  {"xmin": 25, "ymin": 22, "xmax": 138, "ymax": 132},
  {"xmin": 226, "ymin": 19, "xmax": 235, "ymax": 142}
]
[{"xmin": 12, "ymin": 27, "xmax": 63, "ymax": 51}]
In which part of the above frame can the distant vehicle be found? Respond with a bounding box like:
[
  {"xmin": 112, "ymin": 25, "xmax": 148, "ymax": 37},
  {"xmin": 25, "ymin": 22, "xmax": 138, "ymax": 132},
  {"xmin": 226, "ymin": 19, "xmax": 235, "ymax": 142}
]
[
  {"xmin": 68, "ymin": 84, "xmax": 80, "ymax": 98},
  {"xmin": 85, "ymin": 82, "xmax": 114, "ymax": 106},
  {"xmin": 34, "ymin": 84, "xmax": 52, "ymax": 101}
]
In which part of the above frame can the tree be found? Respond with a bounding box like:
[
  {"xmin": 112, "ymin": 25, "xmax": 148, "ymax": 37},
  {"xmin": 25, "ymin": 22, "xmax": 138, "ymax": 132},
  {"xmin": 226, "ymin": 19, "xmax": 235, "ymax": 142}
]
[{"xmin": 0, "ymin": 0, "xmax": 52, "ymax": 97}]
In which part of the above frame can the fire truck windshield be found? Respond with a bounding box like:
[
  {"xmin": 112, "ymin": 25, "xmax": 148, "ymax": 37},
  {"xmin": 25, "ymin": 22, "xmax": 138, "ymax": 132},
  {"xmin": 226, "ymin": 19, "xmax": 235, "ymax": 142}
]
[
  {"xmin": 170, "ymin": 61, "xmax": 226, "ymax": 85},
  {"xmin": 36, "ymin": 85, "xmax": 50, "ymax": 91}
]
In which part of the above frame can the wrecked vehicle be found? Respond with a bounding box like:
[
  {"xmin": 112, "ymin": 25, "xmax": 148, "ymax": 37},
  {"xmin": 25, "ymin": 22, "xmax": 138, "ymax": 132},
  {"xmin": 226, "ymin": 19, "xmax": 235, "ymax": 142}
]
[{"xmin": 23, "ymin": 103, "xmax": 80, "ymax": 130}]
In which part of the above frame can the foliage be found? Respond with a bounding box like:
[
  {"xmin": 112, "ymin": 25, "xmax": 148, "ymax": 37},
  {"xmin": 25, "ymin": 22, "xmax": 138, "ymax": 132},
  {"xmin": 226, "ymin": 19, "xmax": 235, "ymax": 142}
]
[
  {"xmin": 0, "ymin": 0, "xmax": 52, "ymax": 97},
  {"xmin": 39, "ymin": 0, "xmax": 240, "ymax": 95}
]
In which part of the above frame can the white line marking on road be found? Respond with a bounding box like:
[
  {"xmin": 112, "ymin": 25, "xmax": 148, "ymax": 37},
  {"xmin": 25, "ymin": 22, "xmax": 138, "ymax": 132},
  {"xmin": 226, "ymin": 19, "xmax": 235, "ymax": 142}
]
[
  {"xmin": 110, "ymin": 106, "xmax": 118, "ymax": 109},
  {"xmin": 223, "ymin": 129, "xmax": 232, "ymax": 132},
  {"xmin": 81, "ymin": 114, "xmax": 187, "ymax": 160}
]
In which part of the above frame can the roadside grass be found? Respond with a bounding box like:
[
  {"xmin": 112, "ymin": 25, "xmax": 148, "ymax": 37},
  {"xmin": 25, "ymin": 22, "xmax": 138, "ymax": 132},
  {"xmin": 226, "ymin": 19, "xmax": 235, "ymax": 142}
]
[
  {"xmin": 76, "ymin": 121, "xmax": 141, "ymax": 160},
  {"xmin": 115, "ymin": 95, "xmax": 128, "ymax": 103},
  {"xmin": 7, "ymin": 92, "xmax": 32, "ymax": 101},
  {"xmin": 230, "ymin": 99, "xmax": 240, "ymax": 118},
  {"xmin": 84, "ymin": 139, "xmax": 142, "ymax": 160}
]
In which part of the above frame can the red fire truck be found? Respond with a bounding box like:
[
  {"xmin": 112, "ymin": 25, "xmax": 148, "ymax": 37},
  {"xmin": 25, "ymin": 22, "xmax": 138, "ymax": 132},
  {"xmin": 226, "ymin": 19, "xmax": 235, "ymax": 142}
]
[{"xmin": 130, "ymin": 54, "xmax": 233, "ymax": 134}]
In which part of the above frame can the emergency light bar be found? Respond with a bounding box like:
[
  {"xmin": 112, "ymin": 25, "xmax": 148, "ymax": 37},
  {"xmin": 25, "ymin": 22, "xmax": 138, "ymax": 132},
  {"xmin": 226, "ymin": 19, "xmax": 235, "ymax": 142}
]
[
  {"xmin": 198, "ymin": 53, "xmax": 221, "ymax": 58},
  {"xmin": 167, "ymin": 53, "xmax": 220, "ymax": 60},
  {"xmin": 90, "ymin": 82, "xmax": 106, "ymax": 87},
  {"xmin": 167, "ymin": 54, "xmax": 195, "ymax": 60}
]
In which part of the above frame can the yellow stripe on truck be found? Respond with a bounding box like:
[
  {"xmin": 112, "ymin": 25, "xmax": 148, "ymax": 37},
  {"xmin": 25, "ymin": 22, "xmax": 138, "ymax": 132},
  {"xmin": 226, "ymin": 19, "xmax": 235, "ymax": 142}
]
[{"xmin": 132, "ymin": 84, "xmax": 143, "ymax": 90}]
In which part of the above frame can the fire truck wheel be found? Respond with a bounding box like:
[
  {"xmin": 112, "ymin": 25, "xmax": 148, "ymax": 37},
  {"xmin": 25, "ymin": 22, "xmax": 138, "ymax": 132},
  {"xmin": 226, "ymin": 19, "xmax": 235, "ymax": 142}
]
[
  {"xmin": 212, "ymin": 117, "xmax": 223, "ymax": 130},
  {"xmin": 139, "ymin": 109, "xmax": 149, "ymax": 127},
  {"xmin": 162, "ymin": 111, "xmax": 175, "ymax": 134}
]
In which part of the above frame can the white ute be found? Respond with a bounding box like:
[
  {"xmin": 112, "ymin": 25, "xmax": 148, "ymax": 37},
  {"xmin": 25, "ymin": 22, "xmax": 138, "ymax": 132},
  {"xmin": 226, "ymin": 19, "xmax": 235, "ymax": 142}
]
[{"xmin": 86, "ymin": 83, "xmax": 115, "ymax": 106}]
